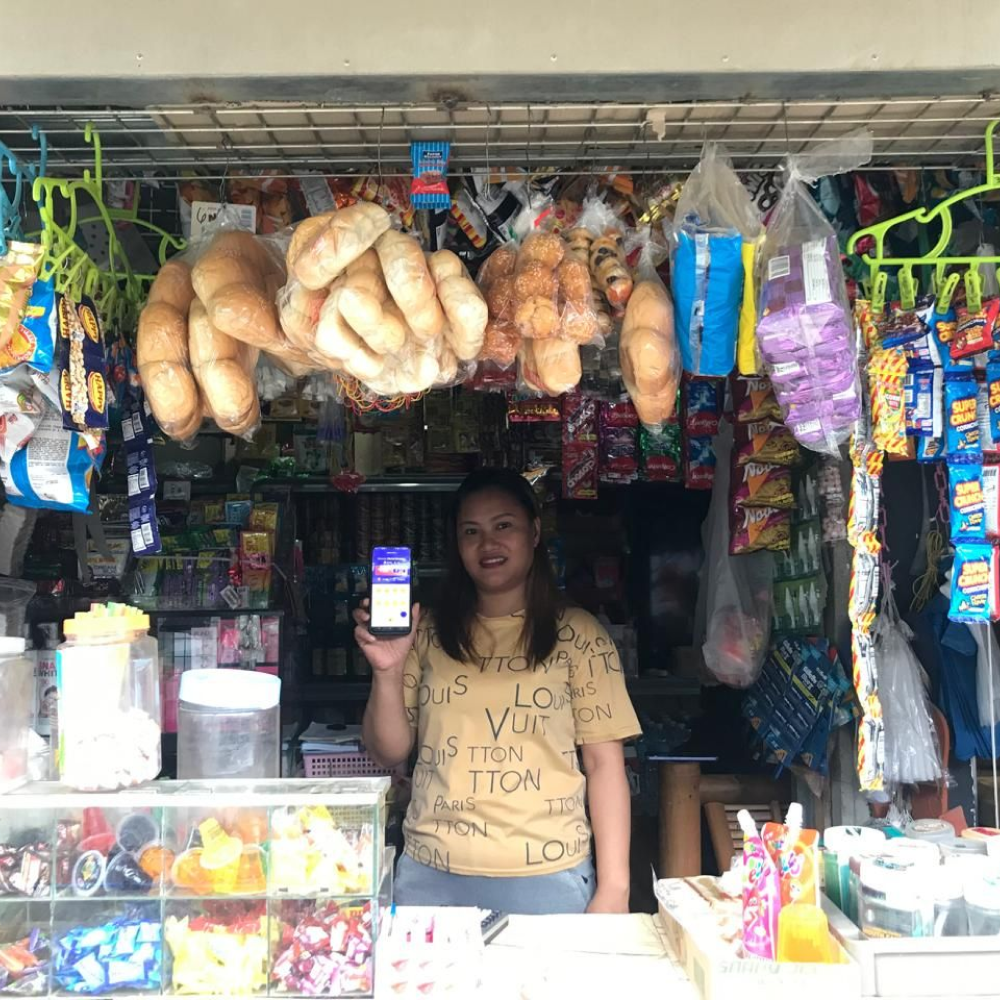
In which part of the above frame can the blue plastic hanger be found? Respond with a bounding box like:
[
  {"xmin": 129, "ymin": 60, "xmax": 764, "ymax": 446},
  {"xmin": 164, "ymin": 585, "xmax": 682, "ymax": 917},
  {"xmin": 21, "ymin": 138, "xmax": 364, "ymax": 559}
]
[{"xmin": 0, "ymin": 125, "xmax": 48, "ymax": 254}]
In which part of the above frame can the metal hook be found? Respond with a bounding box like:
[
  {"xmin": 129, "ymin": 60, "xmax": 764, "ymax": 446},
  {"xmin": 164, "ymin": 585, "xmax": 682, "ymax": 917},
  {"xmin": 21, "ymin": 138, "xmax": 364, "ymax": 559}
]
[
  {"xmin": 484, "ymin": 103, "xmax": 492, "ymax": 185},
  {"xmin": 377, "ymin": 107, "xmax": 386, "ymax": 192},
  {"xmin": 525, "ymin": 103, "xmax": 532, "ymax": 178},
  {"xmin": 219, "ymin": 136, "xmax": 235, "ymax": 204}
]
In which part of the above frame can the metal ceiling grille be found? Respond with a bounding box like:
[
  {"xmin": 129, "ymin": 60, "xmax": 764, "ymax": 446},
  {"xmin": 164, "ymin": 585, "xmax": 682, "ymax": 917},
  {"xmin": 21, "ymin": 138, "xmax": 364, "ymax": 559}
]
[{"xmin": 2, "ymin": 96, "xmax": 999, "ymax": 179}]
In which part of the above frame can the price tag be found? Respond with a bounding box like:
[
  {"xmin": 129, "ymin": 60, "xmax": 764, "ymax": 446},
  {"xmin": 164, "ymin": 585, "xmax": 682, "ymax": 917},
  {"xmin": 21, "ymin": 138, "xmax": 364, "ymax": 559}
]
[
  {"xmin": 163, "ymin": 480, "xmax": 191, "ymax": 501},
  {"xmin": 190, "ymin": 202, "xmax": 257, "ymax": 240}
]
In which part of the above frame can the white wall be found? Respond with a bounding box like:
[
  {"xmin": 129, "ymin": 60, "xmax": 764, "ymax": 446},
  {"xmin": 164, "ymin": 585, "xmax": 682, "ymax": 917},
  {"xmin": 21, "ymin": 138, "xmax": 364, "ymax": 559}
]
[{"xmin": 2, "ymin": 0, "xmax": 999, "ymax": 105}]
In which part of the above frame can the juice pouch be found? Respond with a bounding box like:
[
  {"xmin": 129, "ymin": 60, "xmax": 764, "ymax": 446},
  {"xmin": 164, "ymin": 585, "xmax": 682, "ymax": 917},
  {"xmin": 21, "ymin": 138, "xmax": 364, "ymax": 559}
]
[
  {"xmin": 762, "ymin": 803, "xmax": 821, "ymax": 907},
  {"xmin": 738, "ymin": 809, "xmax": 781, "ymax": 960}
]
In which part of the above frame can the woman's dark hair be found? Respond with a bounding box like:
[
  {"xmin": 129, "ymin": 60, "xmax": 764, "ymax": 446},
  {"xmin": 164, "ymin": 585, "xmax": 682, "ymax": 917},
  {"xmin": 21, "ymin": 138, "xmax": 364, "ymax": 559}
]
[{"xmin": 434, "ymin": 468, "xmax": 561, "ymax": 666}]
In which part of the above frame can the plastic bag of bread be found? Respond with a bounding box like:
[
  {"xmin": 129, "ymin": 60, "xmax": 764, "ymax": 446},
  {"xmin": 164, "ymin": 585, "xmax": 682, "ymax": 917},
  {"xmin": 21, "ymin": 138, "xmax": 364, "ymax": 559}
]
[
  {"xmin": 188, "ymin": 299, "xmax": 261, "ymax": 438},
  {"xmin": 518, "ymin": 337, "xmax": 581, "ymax": 397},
  {"xmin": 337, "ymin": 250, "xmax": 408, "ymax": 356},
  {"xmin": 375, "ymin": 231, "xmax": 445, "ymax": 343},
  {"xmin": 573, "ymin": 196, "xmax": 633, "ymax": 313},
  {"xmin": 314, "ymin": 278, "xmax": 388, "ymax": 384},
  {"xmin": 556, "ymin": 256, "xmax": 604, "ymax": 348},
  {"xmin": 190, "ymin": 229, "xmax": 286, "ymax": 352},
  {"xmin": 512, "ymin": 232, "xmax": 565, "ymax": 341},
  {"xmin": 137, "ymin": 258, "xmax": 203, "ymax": 441},
  {"xmin": 475, "ymin": 243, "xmax": 522, "ymax": 368},
  {"xmin": 428, "ymin": 250, "xmax": 488, "ymax": 361},
  {"xmin": 619, "ymin": 227, "xmax": 681, "ymax": 431},
  {"xmin": 287, "ymin": 204, "xmax": 392, "ymax": 290},
  {"xmin": 277, "ymin": 277, "xmax": 330, "ymax": 356}
]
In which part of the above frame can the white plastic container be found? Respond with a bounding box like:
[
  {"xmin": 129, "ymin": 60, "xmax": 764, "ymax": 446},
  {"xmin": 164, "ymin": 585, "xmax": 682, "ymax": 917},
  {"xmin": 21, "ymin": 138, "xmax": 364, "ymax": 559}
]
[
  {"xmin": 823, "ymin": 825, "xmax": 886, "ymax": 913},
  {"xmin": 965, "ymin": 873, "xmax": 1000, "ymax": 935},
  {"xmin": 177, "ymin": 669, "xmax": 281, "ymax": 779},
  {"xmin": 859, "ymin": 857, "xmax": 935, "ymax": 939},
  {"xmin": 56, "ymin": 604, "xmax": 161, "ymax": 791},
  {"xmin": 0, "ymin": 637, "xmax": 32, "ymax": 793}
]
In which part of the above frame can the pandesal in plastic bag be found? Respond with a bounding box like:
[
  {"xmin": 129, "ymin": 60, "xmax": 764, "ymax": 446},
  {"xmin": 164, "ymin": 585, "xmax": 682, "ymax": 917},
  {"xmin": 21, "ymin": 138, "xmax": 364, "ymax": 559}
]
[
  {"xmin": 755, "ymin": 130, "xmax": 872, "ymax": 455},
  {"xmin": 671, "ymin": 143, "xmax": 761, "ymax": 376},
  {"xmin": 476, "ymin": 243, "xmax": 522, "ymax": 368},
  {"xmin": 619, "ymin": 227, "xmax": 682, "ymax": 431}
]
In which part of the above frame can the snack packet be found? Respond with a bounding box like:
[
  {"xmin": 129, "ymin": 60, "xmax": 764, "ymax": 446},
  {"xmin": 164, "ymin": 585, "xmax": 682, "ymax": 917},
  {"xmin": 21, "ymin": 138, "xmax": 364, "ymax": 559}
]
[
  {"xmin": 945, "ymin": 376, "xmax": 982, "ymax": 460},
  {"xmin": 949, "ymin": 462, "xmax": 987, "ymax": 541},
  {"xmin": 950, "ymin": 542, "xmax": 999, "ymax": 623}
]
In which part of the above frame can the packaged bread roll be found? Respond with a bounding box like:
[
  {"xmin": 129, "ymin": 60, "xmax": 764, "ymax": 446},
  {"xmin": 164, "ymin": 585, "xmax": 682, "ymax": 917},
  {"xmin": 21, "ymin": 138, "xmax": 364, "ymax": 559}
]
[
  {"xmin": 191, "ymin": 231, "xmax": 284, "ymax": 351},
  {"xmin": 529, "ymin": 337, "xmax": 582, "ymax": 395},
  {"xmin": 188, "ymin": 299, "xmax": 261, "ymax": 437},
  {"xmin": 278, "ymin": 279, "xmax": 329, "ymax": 353},
  {"xmin": 138, "ymin": 261, "xmax": 202, "ymax": 440},
  {"xmin": 428, "ymin": 251, "xmax": 487, "ymax": 362},
  {"xmin": 619, "ymin": 231, "xmax": 681, "ymax": 429},
  {"xmin": 315, "ymin": 281, "xmax": 386, "ymax": 382},
  {"xmin": 288, "ymin": 204, "xmax": 391, "ymax": 290},
  {"xmin": 375, "ymin": 230, "xmax": 445, "ymax": 342},
  {"xmin": 338, "ymin": 252, "xmax": 406, "ymax": 355}
]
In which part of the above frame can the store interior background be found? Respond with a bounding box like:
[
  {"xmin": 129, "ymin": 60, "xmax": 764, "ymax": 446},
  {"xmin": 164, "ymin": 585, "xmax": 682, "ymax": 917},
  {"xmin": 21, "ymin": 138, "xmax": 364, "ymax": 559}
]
[{"xmin": 4, "ymin": 0, "xmax": 1000, "ymax": 914}]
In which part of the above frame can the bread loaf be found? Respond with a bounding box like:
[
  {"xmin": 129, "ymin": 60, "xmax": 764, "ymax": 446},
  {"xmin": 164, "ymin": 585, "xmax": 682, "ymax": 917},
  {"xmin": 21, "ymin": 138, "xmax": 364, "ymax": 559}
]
[
  {"xmin": 189, "ymin": 299, "xmax": 260, "ymax": 436},
  {"xmin": 620, "ymin": 279, "xmax": 681, "ymax": 427},
  {"xmin": 427, "ymin": 251, "xmax": 487, "ymax": 362},
  {"xmin": 137, "ymin": 298, "xmax": 201, "ymax": 441},
  {"xmin": 278, "ymin": 280, "xmax": 329, "ymax": 353},
  {"xmin": 338, "ymin": 253, "xmax": 406, "ymax": 356},
  {"xmin": 376, "ymin": 231, "xmax": 444, "ymax": 342},
  {"xmin": 480, "ymin": 320, "xmax": 521, "ymax": 368},
  {"xmin": 427, "ymin": 249, "xmax": 465, "ymax": 284},
  {"xmin": 315, "ymin": 282, "xmax": 386, "ymax": 382},
  {"xmin": 529, "ymin": 337, "xmax": 581, "ymax": 395},
  {"xmin": 148, "ymin": 259, "xmax": 195, "ymax": 312},
  {"xmin": 477, "ymin": 244, "xmax": 517, "ymax": 288},
  {"xmin": 191, "ymin": 232, "xmax": 284, "ymax": 351},
  {"xmin": 288, "ymin": 205, "xmax": 391, "ymax": 290}
]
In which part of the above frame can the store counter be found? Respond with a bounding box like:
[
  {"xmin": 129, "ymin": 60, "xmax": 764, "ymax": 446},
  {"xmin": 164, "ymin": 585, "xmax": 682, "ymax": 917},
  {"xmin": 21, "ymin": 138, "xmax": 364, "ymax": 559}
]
[{"xmin": 482, "ymin": 913, "xmax": 697, "ymax": 1000}]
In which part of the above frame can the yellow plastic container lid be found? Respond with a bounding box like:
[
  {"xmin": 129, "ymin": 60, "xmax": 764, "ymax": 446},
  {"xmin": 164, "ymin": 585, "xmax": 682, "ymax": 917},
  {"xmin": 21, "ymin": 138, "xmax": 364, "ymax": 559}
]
[{"xmin": 63, "ymin": 602, "xmax": 150, "ymax": 638}]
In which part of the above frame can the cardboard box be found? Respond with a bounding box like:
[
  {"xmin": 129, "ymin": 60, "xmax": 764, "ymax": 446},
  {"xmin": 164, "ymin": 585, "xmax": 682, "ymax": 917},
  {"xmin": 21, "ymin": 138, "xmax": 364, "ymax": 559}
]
[{"xmin": 657, "ymin": 877, "xmax": 861, "ymax": 1000}]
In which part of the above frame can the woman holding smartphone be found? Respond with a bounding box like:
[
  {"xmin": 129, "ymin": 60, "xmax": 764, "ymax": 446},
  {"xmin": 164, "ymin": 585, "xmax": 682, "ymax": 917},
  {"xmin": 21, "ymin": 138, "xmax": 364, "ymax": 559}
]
[{"xmin": 355, "ymin": 468, "xmax": 640, "ymax": 914}]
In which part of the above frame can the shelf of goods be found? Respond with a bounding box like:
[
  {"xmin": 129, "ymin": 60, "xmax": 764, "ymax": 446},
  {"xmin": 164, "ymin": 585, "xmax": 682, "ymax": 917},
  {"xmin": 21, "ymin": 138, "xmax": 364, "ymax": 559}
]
[{"xmin": 0, "ymin": 778, "xmax": 390, "ymax": 998}]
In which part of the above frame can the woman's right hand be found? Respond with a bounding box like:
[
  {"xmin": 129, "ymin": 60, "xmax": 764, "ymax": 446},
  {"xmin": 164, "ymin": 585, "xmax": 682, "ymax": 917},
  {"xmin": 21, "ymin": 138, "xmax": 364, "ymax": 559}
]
[{"xmin": 353, "ymin": 601, "xmax": 421, "ymax": 675}]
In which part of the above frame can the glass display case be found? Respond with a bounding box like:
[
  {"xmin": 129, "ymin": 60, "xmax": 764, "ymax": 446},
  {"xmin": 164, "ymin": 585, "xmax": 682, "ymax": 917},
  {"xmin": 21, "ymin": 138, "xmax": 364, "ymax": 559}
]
[{"xmin": 0, "ymin": 778, "xmax": 389, "ymax": 998}]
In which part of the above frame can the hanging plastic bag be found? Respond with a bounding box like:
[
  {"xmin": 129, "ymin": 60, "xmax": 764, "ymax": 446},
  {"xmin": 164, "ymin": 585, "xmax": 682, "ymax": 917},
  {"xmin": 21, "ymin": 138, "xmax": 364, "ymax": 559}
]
[
  {"xmin": 700, "ymin": 423, "xmax": 775, "ymax": 687},
  {"xmin": 671, "ymin": 144, "xmax": 761, "ymax": 377},
  {"xmin": 877, "ymin": 586, "xmax": 943, "ymax": 786},
  {"xmin": 619, "ymin": 227, "xmax": 682, "ymax": 431},
  {"xmin": 756, "ymin": 129, "xmax": 873, "ymax": 455}
]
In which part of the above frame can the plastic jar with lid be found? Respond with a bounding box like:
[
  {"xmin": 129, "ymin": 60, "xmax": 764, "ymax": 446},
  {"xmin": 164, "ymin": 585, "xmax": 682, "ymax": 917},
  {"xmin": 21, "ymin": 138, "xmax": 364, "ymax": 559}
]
[
  {"xmin": 56, "ymin": 603, "xmax": 161, "ymax": 791},
  {"xmin": 859, "ymin": 856, "xmax": 935, "ymax": 938},
  {"xmin": 931, "ymin": 866, "xmax": 968, "ymax": 937},
  {"xmin": 177, "ymin": 669, "xmax": 280, "ymax": 779},
  {"xmin": 0, "ymin": 638, "xmax": 33, "ymax": 793},
  {"xmin": 965, "ymin": 873, "xmax": 1000, "ymax": 935}
]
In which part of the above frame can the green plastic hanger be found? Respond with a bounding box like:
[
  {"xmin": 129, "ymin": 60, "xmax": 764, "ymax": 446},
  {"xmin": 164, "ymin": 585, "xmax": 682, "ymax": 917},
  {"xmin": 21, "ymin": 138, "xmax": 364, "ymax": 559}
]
[
  {"xmin": 898, "ymin": 265, "xmax": 917, "ymax": 311},
  {"xmin": 847, "ymin": 119, "xmax": 1000, "ymax": 313}
]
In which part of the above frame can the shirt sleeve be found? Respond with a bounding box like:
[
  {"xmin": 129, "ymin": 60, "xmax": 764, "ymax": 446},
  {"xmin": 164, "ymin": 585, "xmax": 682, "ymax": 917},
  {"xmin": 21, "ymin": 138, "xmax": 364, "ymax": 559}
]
[{"xmin": 570, "ymin": 613, "xmax": 642, "ymax": 745}]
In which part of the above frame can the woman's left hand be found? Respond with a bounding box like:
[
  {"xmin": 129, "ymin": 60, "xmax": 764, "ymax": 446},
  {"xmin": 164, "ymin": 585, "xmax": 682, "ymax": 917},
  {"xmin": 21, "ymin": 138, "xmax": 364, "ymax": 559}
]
[{"xmin": 585, "ymin": 884, "xmax": 629, "ymax": 914}]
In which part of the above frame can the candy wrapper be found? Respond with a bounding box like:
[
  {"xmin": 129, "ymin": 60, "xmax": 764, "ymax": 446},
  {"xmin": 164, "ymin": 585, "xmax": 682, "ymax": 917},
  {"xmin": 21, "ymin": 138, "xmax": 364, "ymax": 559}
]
[
  {"xmin": 951, "ymin": 299, "xmax": 1000, "ymax": 360},
  {"xmin": 639, "ymin": 423, "xmax": 682, "ymax": 481},
  {"xmin": 732, "ymin": 375, "xmax": 782, "ymax": 424},
  {"xmin": 670, "ymin": 143, "xmax": 760, "ymax": 376},
  {"xmin": 949, "ymin": 541, "xmax": 999, "ymax": 623},
  {"xmin": 0, "ymin": 276, "xmax": 56, "ymax": 375},
  {"xmin": 988, "ymin": 356, "xmax": 1000, "ymax": 444},
  {"xmin": 683, "ymin": 377, "xmax": 724, "ymax": 437},
  {"xmin": 57, "ymin": 295, "xmax": 109, "ymax": 433},
  {"xmin": 948, "ymin": 464, "xmax": 986, "ymax": 544},
  {"xmin": 904, "ymin": 364, "xmax": 941, "ymax": 439},
  {"xmin": 0, "ymin": 927, "xmax": 50, "ymax": 995},
  {"xmin": 0, "ymin": 242, "xmax": 44, "ymax": 356},
  {"xmin": 561, "ymin": 394, "xmax": 599, "ymax": 499},
  {"xmin": 879, "ymin": 297, "xmax": 933, "ymax": 349},
  {"xmin": 599, "ymin": 400, "xmax": 639, "ymax": 484},
  {"xmin": 733, "ymin": 420, "xmax": 800, "ymax": 467},
  {"xmin": 54, "ymin": 913, "xmax": 162, "ymax": 995},
  {"xmin": 731, "ymin": 461, "xmax": 794, "ymax": 510},
  {"xmin": 979, "ymin": 381, "xmax": 999, "ymax": 453},
  {"xmin": 755, "ymin": 132, "xmax": 871, "ymax": 454},
  {"xmin": 409, "ymin": 141, "xmax": 451, "ymax": 210},
  {"xmin": 729, "ymin": 503, "xmax": 791, "ymax": 554},
  {"xmin": 945, "ymin": 376, "xmax": 982, "ymax": 460},
  {"xmin": 929, "ymin": 306, "xmax": 971, "ymax": 374},
  {"xmin": 684, "ymin": 434, "xmax": 716, "ymax": 490},
  {"xmin": 852, "ymin": 630, "xmax": 885, "ymax": 791}
]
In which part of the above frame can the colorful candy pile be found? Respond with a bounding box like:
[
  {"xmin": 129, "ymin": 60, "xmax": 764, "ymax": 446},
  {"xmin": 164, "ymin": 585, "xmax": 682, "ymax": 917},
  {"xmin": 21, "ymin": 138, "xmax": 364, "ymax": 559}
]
[
  {"xmin": 170, "ymin": 817, "xmax": 267, "ymax": 897},
  {"xmin": 271, "ymin": 901, "xmax": 373, "ymax": 996},
  {"xmin": 0, "ymin": 927, "xmax": 49, "ymax": 995},
  {"xmin": 53, "ymin": 913, "xmax": 162, "ymax": 994},
  {"xmin": 270, "ymin": 805, "xmax": 373, "ymax": 896},
  {"xmin": 164, "ymin": 904, "xmax": 269, "ymax": 996},
  {"xmin": 0, "ymin": 831, "xmax": 51, "ymax": 897}
]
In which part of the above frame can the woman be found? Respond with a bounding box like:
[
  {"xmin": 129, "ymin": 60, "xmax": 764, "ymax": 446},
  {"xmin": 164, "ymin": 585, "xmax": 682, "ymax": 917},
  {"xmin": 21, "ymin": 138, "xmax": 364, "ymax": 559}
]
[{"xmin": 355, "ymin": 468, "xmax": 640, "ymax": 914}]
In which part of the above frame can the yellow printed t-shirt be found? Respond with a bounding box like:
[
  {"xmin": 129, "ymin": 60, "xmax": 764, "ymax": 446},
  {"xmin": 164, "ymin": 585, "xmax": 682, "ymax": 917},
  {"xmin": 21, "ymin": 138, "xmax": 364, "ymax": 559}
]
[{"xmin": 401, "ymin": 606, "xmax": 641, "ymax": 877}]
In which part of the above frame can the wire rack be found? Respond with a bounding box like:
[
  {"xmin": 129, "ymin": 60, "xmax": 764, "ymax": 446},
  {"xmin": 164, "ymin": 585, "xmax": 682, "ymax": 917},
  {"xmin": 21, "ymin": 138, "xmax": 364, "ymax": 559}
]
[{"xmin": 2, "ymin": 95, "xmax": 1000, "ymax": 179}]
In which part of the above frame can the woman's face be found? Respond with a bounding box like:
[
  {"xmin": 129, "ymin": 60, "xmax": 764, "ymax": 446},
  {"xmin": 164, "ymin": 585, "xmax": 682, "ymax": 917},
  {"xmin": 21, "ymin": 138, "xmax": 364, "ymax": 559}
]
[{"xmin": 457, "ymin": 488, "xmax": 540, "ymax": 598}]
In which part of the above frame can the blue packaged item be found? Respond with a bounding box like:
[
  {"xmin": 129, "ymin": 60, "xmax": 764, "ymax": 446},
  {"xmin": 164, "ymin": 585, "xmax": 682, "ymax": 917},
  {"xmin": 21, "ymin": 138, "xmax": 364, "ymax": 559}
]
[
  {"xmin": 987, "ymin": 355, "xmax": 1000, "ymax": 444},
  {"xmin": 128, "ymin": 501, "xmax": 162, "ymax": 556},
  {"xmin": 410, "ymin": 141, "xmax": 451, "ymax": 210},
  {"xmin": 917, "ymin": 435, "xmax": 946, "ymax": 462},
  {"xmin": 949, "ymin": 462, "xmax": 986, "ymax": 541},
  {"xmin": 904, "ymin": 367, "xmax": 938, "ymax": 437},
  {"xmin": 1, "ymin": 408, "xmax": 98, "ymax": 513},
  {"xmin": 0, "ymin": 276, "xmax": 56, "ymax": 374},
  {"xmin": 930, "ymin": 306, "xmax": 973, "ymax": 374},
  {"xmin": 949, "ymin": 542, "xmax": 997, "ymax": 623},
  {"xmin": 672, "ymin": 228, "xmax": 743, "ymax": 376},
  {"xmin": 945, "ymin": 376, "xmax": 982, "ymax": 460},
  {"xmin": 881, "ymin": 297, "xmax": 933, "ymax": 349}
]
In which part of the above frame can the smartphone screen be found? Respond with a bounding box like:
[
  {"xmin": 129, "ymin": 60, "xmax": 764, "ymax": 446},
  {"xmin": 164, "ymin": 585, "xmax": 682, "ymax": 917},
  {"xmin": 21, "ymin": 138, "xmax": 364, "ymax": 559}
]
[{"xmin": 369, "ymin": 546, "xmax": 413, "ymax": 635}]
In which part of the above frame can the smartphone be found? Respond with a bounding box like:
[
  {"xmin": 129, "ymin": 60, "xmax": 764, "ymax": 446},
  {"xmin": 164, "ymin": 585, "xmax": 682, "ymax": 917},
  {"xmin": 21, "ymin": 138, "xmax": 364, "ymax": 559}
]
[{"xmin": 369, "ymin": 546, "xmax": 413, "ymax": 637}]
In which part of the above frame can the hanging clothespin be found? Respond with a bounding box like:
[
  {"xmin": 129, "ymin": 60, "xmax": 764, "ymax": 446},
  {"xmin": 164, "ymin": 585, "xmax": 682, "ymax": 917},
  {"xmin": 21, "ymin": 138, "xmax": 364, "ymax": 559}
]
[
  {"xmin": 965, "ymin": 268, "xmax": 984, "ymax": 314},
  {"xmin": 871, "ymin": 270, "xmax": 888, "ymax": 317},
  {"xmin": 898, "ymin": 265, "xmax": 917, "ymax": 311},
  {"xmin": 935, "ymin": 270, "xmax": 961, "ymax": 313}
]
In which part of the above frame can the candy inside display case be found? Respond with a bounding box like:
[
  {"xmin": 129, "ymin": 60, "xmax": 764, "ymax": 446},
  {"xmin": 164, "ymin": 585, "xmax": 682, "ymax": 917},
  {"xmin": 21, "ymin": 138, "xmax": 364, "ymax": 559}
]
[{"xmin": 0, "ymin": 779, "xmax": 389, "ymax": 998}]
